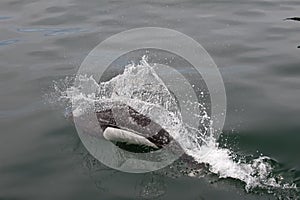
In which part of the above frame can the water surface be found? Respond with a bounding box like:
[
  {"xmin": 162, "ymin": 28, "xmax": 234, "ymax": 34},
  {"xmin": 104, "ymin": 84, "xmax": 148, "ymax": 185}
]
[{"xmin": 0, "ymin": 0, "xmax": 300, "ymax": 199}]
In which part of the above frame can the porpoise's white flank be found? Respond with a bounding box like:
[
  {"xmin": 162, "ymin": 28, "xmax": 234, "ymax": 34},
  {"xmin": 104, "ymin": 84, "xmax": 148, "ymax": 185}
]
[{"xmin": 103, "ymin": 127, "xmax": 159, "ymax": 149}]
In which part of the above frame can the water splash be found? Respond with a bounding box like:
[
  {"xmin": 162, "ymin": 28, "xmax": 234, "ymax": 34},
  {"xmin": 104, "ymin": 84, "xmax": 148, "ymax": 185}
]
[{"xmin": 49, "ymin": 56, "xmax": 297, "ymax": 197}]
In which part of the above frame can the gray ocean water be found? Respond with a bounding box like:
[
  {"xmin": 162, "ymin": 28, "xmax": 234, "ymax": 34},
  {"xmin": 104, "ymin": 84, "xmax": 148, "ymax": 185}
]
[{"xmin": 0, "ymin": 0, "xmax": 300, "ymax": 199}]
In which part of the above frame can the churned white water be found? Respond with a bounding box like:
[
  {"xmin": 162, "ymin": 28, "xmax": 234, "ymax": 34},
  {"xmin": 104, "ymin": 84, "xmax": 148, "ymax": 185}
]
[{"xmin": 54, "ymin": 56, "xmax": 296, "ymax": 194}]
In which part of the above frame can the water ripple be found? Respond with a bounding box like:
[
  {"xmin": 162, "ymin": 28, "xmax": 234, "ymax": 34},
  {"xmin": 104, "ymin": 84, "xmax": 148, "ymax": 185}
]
[
  {"xmin": 17, "ymin": 27, "xmax": 86, "ymax": 36},
  {"xmin": 0, "ymin": 39, "xmax": 20, "ymax": 46},
  {"xmin": 0, "ymin": 16, "xmax": 12, "ymax": 20}
]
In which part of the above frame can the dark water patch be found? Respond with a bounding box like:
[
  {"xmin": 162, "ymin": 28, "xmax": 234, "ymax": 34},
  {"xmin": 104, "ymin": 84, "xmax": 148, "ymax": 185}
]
[
  {"xmin": 0, "ymin": 105, "xmax": 41, "ymax": 119},
  {"xmin": 280, "ymin": 1, "xmax": 300, "ymax": 6},
  {"xmin": 42, "ymin": 124, "xmax": 75, "ymax": 139},
  {"xmin": 45, "ymin": 6, "xmax": 67, "ymax": 13},
  {"xmin": 264, "ymin": 34, "xmax": 285, "ymax": 41},
  {"xmin": 28, "ymin": 50, "xmax": 65, "ymax": 60},
  {"xmin": 267, "ymin": 26, "xmax": 300, "ymax": 35},
  {"xmin": 0, "ymin": 155, "xmax": 63, "ymax": 182},
  {"xmin": 215, "ymin": 18, "xmax": 244, "ymax": 26},
  {"xmin": 234, "ymin": 9, "xmax": 266, "ymax": 17},
  {"xmin": 0, "ymin": 197, "xmax": 30, "ymax": 200},
  {"xmin": 7, "ymin": 0, "xmax": 38, "ymax": 6},
  {"xmin": 0, "ymin": 71, "xmax": 18, "ymax": 81},
  {"xmin": 271, "ymin": 62, "xmax": 300, "ymax": 76},
  {"xmin": 52, "ymin": 32, "xmax": 100, "ymax": 49},
  {"xmin": 99, "ymin": 19, "xmax": 122, "ymax": 26},
  {"xmin": 278, "ymin": 5, "xmax": 296, "ymax": 11},
  {"xmin": 236, "ymin": 52, "xmax": 280, "ymax": 64},
  {"xmin": 208, "ymin": 42, "xmax": 264, "ymax": 58}
]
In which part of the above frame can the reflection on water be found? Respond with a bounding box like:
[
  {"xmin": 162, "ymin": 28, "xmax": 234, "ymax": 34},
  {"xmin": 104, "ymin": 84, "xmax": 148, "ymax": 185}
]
[
  {"xmin": 17, "ymin": 27, "xmax": 87, "ymax": 36},
  {"xmin": 0, "ymin": 39, "xmax": 20, "ymax": 46}
]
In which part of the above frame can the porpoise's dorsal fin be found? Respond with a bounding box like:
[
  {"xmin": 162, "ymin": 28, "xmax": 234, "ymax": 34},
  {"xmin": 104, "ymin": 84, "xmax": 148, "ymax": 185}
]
[{"xmin": 284, "ymin": 17, "xmax": 300, "ymax": 22}]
